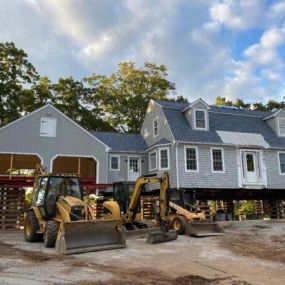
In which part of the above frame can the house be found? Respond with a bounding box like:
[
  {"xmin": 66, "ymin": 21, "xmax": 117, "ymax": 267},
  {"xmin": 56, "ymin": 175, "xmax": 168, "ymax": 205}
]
[{"xmin": 1, "ymin": 99, "xmax": 285, "ymax": 194}]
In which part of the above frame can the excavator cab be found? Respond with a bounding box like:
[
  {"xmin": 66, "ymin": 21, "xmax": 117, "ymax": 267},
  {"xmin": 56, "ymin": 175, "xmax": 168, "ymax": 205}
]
[{"xmin": 113, "ymin": 182, "xmax": 136, "ymax": 215}]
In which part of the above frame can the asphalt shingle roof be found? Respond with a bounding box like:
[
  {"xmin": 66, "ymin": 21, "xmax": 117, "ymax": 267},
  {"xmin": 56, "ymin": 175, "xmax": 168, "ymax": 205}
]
[
  {"xmin": 155, "ymin": 100, "xmax": 285, "ymax": 148},
  {"xmin": 90, "ymin": 131, "xmax": 147, "ymax": 152},
  {"xmin": 148, "ymin": 139, "xmax": 171, "ymax": 149}
]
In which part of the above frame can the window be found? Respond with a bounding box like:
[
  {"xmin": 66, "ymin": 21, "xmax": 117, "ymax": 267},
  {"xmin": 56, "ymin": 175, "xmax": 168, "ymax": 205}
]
[
  {"xmin": 211, "ymin": 148, "xmax": 224, "ymax": 172},
  {"xmin": 149, "ymin": 151, "xmax": 157, "ymax": 171},
  {"xmin": 35, "ymin": 177, "xmax": 48, "ymax": 205},
  {"xmin": 110, "ymin": 156, "xmax": 120, "ymax": 171},
  {"xmin": 159, "ymin": 148, "xmax": 169, "ymax": 170},
  {"xmin": 278, "ymin": 152, "xmax": 285, "ymax": 174},
  {"xmin": 185, "ymin": 147, "xmax": 198, "ymax": 171},
  {"xmin": 246, "ymin": 154, "xmax": 255, "ymax": 172},
  {"xmin": 153, "ymin": 118, "xmax": 158, "ymax": 137},
  {"xmin": 194, "ymin": 110, "xmax": 206, "ymax": 130},
  {"xmin": 40, "ymin": 117, "xmax": 57, "ymax": 137},
  {"xmin": 278, "ymin": 118, "xmax": 285, "ymax": 136}
]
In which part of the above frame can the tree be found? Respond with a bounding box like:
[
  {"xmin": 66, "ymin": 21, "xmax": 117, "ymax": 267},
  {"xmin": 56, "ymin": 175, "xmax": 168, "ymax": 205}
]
[
  {"xmin": 85, "ymin": 62, "xmax": 175, "ymax": 132},
  {"xmin": 252, "ymin": 102, "xmax": 267, "ymax": 112},
  {"xmin": 52, "ymin": 77, "xmax": 113, "ymax": 131},
  {"xmin": 214, "ymin": 96, "xmax": 233, "ymax": 106},
  {"xmin": 168, "ymin": 95, "xmax": 189, "ymax": 103},
  {"xmin": 0, "ymin": 42, "xmax": 39, "ymax": 126}
]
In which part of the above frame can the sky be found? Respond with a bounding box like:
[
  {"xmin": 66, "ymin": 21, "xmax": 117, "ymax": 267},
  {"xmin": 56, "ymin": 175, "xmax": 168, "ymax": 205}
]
[{"xmin": 0, "ymin": 0, "xmax": 285, "ymax": 104}]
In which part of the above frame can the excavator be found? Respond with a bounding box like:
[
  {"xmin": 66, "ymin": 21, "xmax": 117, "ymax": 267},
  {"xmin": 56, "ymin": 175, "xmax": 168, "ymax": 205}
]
[
  {"xmin": 109, "ymin": 173, "xmax": 178, "ymax": 243},
  {"xmin": 24, "ymin": 173, "xmax": 126, "ymax": 254}
]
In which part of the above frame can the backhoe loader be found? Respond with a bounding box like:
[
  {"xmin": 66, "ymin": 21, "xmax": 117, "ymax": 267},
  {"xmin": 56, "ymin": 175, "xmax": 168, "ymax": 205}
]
[{"xmin": 24, "ymin": 174, "xmax": 125, "ymax": 254}]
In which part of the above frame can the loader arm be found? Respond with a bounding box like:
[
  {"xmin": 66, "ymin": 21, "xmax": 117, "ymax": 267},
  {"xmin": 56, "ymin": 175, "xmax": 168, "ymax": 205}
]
[{"xmin": 169, "ymin": 201, "xmax": 205, "ymax": 221}]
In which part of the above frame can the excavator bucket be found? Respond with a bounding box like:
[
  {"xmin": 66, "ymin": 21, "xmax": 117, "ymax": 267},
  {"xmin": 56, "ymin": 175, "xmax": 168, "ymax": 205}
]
[
  {"xmin": 185, "ymin": 222, "xmax": 224, "ymax": 237},
  {"xmin": 56, "ymin": 220, "xmax": 126, "ymax": 254},
  {"xmin": 146, "ymin": 229, "xmax": 178, "ymax": 244}
]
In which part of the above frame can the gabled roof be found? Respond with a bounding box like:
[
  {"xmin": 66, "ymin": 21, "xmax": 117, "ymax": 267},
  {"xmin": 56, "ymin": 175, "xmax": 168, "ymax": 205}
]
[
  {"xmin": 263, "ymin": 109, "xmax": 285, "ymax": 120},
  {"xmin": 90, "ymin": 131, "xmax": 148, "ymax": 152},
  {"xmin": 155, "ymin": 100, "xmax": 285, "ymax": 148},
  {"xmin": 0, "ymin": 103, "xmax": 110, "ymax": 149},
  {"xmin": 182, "ymin": 98, "xmax": 210, "ymax": 112}
]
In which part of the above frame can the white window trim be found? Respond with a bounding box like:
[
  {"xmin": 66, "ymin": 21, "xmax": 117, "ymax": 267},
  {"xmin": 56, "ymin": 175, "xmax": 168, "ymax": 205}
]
[
  {"xmin": 277, "ymin": 117, "xmax": 285, "ymax": 137},
  {"xmin": 193, "ymin": 109, "xmax": 208, "ymax": 130},
  {"xmin": 110, "ymin": 155, "xmax": 120, "ymax": 171},
  {"xmin": 149, "ymin": 150, "xmax": 158, "ymax": 171},
  {"xmin": 210, "ymin": 147, "xmax": 225, "ymax": 173},
  {"xmin": 153, "ymin": 117, "xmax": 159, "ymax": 137},
  {"xmin": 159, "ymin": 147, "xmax": 170, "ymax": 170},
  {"xmin": 277, "ymin": 151, "xmax": 285, "ymax": 175},
  {"xmin": 184, "ymin": 146, "xmax": 199, "ymax": 172}
]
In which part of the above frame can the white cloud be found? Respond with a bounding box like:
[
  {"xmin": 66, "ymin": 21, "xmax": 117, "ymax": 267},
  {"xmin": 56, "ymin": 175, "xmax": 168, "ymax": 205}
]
[
  {"xmin": 209, "ymin": 0, "xmax": 267, "ymax": 30},
  {"xmin": 0, "ymin": 0, "xmax": 285, "ymax": 104}
]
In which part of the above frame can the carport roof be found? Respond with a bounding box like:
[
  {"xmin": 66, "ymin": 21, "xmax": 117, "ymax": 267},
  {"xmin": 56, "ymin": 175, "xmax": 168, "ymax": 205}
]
[{"xmin": 90, "ymin": 131, "xmax": 148, "ymax": 152}]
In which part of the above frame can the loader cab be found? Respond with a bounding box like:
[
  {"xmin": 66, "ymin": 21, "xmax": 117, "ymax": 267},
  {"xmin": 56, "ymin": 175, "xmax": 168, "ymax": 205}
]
[
  {"xmin": 33, "ymin": 175, "xmax": 82, "ymax": 220},
  {"xmin": 170, "ymin": 189, "xmax": 195, "ymax": 211}
]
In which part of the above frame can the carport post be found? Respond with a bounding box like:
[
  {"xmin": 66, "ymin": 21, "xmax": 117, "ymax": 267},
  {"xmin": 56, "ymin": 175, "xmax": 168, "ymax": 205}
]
[
  {"xmin": 9, "ymin": 154, "xmax": 13, "ymax": 180},
  {"xmin": 78, "ymin": 157, "xmax": 81, "ymax": 175}
]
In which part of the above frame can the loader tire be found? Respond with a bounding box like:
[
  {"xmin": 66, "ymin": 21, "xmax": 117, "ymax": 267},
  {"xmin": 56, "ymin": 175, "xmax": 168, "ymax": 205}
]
[
  {"xmin": 24, "ymin": 211, "xmax": 42, "ymax": 242},
  {"xmin": 44, "ymin": 221, "xmax": 58, "ymax": 248},
  {"xmin": 172, "ymin": 216, "xmax": 187, "ymax": 235}
]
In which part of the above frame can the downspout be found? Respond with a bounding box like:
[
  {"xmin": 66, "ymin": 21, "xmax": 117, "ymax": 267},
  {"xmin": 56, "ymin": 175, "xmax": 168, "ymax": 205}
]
[{"xmin": 175, "ymin": 141, "xmax": 180, "ymax": 189}]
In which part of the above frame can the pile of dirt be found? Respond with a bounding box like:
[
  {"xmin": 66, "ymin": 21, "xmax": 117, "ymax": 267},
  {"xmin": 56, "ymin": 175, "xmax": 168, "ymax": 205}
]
[
  {"xmin": 217, "ymin": 221, "xmax": 285, "ymax": 264},
  {"xmin": 0, "ymin": 241, "xmax": 69, "ymax": 262}
]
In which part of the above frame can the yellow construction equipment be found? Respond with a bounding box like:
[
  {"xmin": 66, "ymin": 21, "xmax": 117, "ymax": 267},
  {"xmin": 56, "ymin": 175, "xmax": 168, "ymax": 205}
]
[
  {"xmin": 108, "ymin": 173, "xmax": 178, "ymax": 243},
  {"xmin": 24, "ymin": 174, "xmax": 125, "ymax": 254},
  {"xmin": 169, "ymin": 196, "xmax": 224, "ymax": 237}
]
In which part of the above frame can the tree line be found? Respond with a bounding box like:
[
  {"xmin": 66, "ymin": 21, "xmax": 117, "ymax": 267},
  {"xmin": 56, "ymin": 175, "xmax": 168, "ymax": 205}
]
[
  {"xmin": 1, "ymin": 42, "xmax": 284, "ymax": 133},
  {"xmin": 0, "ymin": 42, "xmax": 186, "ymax": 132}
]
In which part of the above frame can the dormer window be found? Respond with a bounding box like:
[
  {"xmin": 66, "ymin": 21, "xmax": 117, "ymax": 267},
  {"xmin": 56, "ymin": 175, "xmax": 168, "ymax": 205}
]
[
  {"xmin": 194, "ymin": 110, "xmax": 207, "ymax": 130},
  {"xmin": 278, "ymin": 118, "xmax": 285, "ymax": 137},
  {"xmin": 153, "ymin": 118, "xmax": 158, "ymax": 137}
]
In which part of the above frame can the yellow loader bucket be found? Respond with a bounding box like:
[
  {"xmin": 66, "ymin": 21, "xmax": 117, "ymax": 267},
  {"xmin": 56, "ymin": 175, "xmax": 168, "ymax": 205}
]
[
  {"xmin": 56, "ymin": 220, "xmax": 126, "ymax": 254},
  {"xmin": 185, "ymin": 222, "xmax": 224, "ymax": 237}
]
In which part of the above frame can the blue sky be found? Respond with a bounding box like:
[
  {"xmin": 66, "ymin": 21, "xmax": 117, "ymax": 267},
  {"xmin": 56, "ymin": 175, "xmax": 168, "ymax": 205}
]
[{"xmin": 0, "ymin": 0, "xmax": 285, "ymax": 104}]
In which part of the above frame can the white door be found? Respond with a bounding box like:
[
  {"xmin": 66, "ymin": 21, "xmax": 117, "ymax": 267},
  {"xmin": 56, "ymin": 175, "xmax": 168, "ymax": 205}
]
[
  {"xmin": 128, "ymin": 157, "xmax": 140, "ymax": 181},
  {"xmin": 242, "ymin": 151, "xmax": 259, "ymax": 183}
]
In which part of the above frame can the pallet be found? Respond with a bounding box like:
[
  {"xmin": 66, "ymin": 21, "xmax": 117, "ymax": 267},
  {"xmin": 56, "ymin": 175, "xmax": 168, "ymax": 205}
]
[{"xmin": 0, "ymin": 187, "xmax": 25, "ymax": 229}]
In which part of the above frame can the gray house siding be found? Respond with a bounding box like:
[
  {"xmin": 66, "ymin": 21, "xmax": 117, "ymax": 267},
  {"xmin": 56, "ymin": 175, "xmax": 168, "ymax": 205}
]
[
  {"xmin": 141, "ymin": 101, "xmax": 174, "ymax": 146},
  {"xmin": 108, "ymin": 153, "xmax": 148, "ymax": 183},
  {"xmin": 140, "ymin": 101, "xmax": 177, "ymax": 187},
  {"xmin": 264, "ymin": 150, "xmax": 285, "ymax": 189},
  {"xmin": 177, "ymin": 144, "xmax": 239, "ymax": 189},
  {"xmin": 0, "ymin": 105, "xmax": 108, "ymax": 183}
]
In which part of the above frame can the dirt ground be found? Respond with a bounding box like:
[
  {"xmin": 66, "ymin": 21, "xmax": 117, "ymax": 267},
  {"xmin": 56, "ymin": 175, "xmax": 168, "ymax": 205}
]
[{"xmin": 0, "ymin": 220, "xmax": 284, "ymax": 285}]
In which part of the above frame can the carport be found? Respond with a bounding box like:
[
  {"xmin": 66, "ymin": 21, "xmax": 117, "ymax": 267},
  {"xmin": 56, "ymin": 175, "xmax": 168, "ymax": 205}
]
[
  {"xmin": 51, "ymin": 155, "xmax": 97, "ymax": 179},
  {"xmin": 0, "ymin": 153, "xmax": 42, "ymax": 176}
]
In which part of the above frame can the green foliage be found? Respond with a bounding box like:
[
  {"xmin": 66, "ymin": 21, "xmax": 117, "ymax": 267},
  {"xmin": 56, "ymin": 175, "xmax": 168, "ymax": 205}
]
[
  {"xmin": 0, "ymin": 42, "xmax": 39, "ymax": 126},
  {"xmin": 85, "ymin": 62, "xmax": 175, "ymax": 132},
  {"xmin": 214, "ymin": 96, "xmax": 285, "ymax": 112},
  {"xmin": 235, "ymin": 201, "xmax": 255, "ymax": 215}
]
